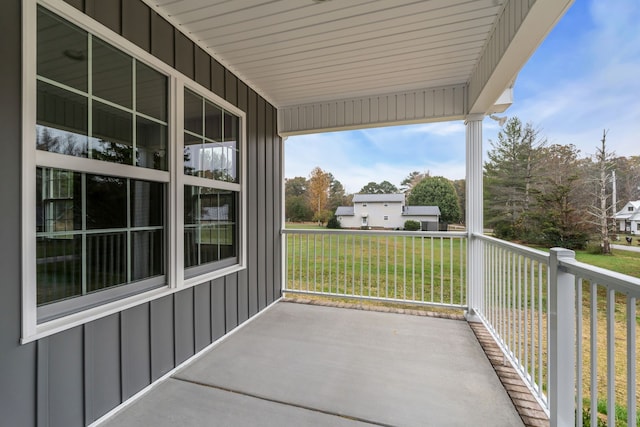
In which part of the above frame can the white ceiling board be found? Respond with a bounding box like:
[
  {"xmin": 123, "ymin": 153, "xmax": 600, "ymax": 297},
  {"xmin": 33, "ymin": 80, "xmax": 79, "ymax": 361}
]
[{"xmin": 148, "ymin": 0, "xmax": 570, "ymax": 110}]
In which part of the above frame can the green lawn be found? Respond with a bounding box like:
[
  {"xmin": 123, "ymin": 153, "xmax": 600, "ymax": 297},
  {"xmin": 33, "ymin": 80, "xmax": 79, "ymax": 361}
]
[
  {"xmin": 285, "ymin": 231, "xmax": 467, "ymax": 306},
  {"xmin": 575, "ymin": 249, "xmax": 640, "ymax": 278}
]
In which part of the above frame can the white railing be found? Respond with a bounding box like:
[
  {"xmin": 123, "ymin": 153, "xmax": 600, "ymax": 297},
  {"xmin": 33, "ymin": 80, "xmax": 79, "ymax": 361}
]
[
  {"xmin": 475, "ymin": 234, "xmax": 551, "ymax": 412},
  {"xmin": 283, "ymin": 229, "xmax": 467, "ymax": 310},
  {"xmin": 474, "ymin": 234, "xmax": 639, "ymax": 427},
  {"xmin": 283, "ymin": 229, "xmax": 639, "ymax": 426},
  {"xmin": 557, "ymin": 254, "xmax": 639, "ymax": 427}
]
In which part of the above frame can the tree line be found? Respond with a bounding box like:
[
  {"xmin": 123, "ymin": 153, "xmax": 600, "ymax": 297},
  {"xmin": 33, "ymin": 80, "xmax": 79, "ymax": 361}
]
[
  {"xmin": 485, "ymin": 117, "xmax": 639, "ymax": 251},
  {"xmin": 286, "ymin": 168, "xmax": 463, "ymax": 225},
  {"xmin": 286, "ymin": 116, "xmax": 638, "ymax": 252}
]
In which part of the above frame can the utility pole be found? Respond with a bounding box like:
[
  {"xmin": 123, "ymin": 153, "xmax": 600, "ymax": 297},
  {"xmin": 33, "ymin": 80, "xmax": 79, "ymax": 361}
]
[{"xmin": 612, "ymin": 170, "xmax": 617, "ymax": 214}]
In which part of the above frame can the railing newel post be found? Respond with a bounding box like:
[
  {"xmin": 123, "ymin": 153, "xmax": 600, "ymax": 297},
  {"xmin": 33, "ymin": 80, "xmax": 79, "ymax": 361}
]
[{"xmin": 549, "ymin": 247, "xmax": 576, "ymax": 427}]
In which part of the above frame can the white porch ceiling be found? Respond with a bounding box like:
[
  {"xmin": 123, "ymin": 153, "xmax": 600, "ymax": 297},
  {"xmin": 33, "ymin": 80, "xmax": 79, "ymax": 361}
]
[{"xmin": 151, "ymin": 0, "xmax": 573, "ymax": 132}]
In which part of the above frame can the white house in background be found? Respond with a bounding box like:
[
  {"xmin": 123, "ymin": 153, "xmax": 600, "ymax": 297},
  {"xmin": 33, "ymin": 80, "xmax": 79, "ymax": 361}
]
[
  {"xmin": 614, "ymin": 200, "xmax": 640, "ymax": 234},
  {"xmin": 336, "ymin": 194, "xmax": 440, "ymax": 230}
]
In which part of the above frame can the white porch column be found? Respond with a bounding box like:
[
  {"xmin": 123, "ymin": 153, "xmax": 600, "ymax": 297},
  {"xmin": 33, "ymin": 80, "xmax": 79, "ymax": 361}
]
[{"xmin": 465, "ymin": 114, "xmax": 484, "ymax": 321}]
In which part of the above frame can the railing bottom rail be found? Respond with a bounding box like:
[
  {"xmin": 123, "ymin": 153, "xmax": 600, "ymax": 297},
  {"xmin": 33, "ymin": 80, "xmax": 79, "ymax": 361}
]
[{"xmin": 283, "ymin": 289, "xmax": 467, "ymax": 312}]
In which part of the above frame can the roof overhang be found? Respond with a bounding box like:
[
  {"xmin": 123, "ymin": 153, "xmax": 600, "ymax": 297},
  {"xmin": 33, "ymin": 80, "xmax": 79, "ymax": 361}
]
[{"xmin": 152, "ymin": 0, "xmax": 573, "ymax": 135}]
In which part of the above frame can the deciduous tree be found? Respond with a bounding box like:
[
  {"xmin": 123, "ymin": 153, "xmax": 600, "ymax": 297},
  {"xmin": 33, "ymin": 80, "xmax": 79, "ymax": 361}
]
[
  {"xmin": 407, "ymin": 176, "xmax": 461, "ymax": 223},
  {"xmin": 307, "ymin": 167, "xmax": 331, "ymax": 225},
  {"xmin": 359, "ymin": 180, "xmax": 398, "ymax": 194},
  {"xmin": 587, "ymin": 130, "xmax": 615, "ymax": 254}
]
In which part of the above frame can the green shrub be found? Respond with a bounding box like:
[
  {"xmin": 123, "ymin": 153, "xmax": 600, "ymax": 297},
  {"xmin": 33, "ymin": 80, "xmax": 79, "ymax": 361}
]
[
  {"xmin": 404, "ymin": 220, "xmax": 421, "ymax": 231},
  {"xmin": 326, "ymin": 215, "xmax": 341, "ymax": 229}
]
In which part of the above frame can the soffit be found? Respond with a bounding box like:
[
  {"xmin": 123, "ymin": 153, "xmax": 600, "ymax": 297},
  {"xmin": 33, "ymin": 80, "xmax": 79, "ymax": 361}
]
[{"xmin": 152, "ymin": 0, "xmax": 506, "ymax": 108}]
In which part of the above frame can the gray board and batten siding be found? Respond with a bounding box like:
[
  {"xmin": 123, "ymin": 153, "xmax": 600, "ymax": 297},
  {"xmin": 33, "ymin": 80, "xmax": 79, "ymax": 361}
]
[{"xmin": 0, "ymin": 0, "xmax": 282, "ymax": 426}]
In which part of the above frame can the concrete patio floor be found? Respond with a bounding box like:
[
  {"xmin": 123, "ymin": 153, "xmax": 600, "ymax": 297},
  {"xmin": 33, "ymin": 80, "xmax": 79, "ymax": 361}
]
[{"xmin": 101, "ymin": 302, "xmax": 524, "ymax": 427}]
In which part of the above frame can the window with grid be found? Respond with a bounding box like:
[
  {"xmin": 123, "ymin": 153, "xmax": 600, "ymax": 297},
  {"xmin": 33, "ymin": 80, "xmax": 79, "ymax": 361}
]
[
  {"xmin": 183, "ymin": 89, "xmax": 240, "ymax": 278},
  {"xmin": 35, "ymin": 7, "xmax": 168, "ymax": 320}
]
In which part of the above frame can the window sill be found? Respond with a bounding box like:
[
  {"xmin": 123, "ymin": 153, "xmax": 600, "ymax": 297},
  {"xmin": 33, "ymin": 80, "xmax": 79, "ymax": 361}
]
[{"xmin": 22, "ymin": 264, "xmax": 246, "ymax": 344}]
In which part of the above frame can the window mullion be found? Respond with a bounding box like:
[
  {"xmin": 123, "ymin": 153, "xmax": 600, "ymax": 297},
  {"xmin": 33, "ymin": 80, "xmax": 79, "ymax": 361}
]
[
  {"xmin": 87, "ymin": 33, "xmax": 93, "ymax": 160},
  {"xmin": 81, "ymin": 173, "xmax": 87, "ymax": 296}
]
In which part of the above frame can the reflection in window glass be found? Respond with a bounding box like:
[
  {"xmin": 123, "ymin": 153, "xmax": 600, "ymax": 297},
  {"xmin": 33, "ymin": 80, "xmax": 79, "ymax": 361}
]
[
  {"xmin": 184, "ymin": 89, "xmax": 203, "ymax": 134},
  {"xmin": 37, "ymin": 235, "xmax": 83, "ymax": 304},
  {"xmin": 36, "ymin": 167, "xmax": 166, "ymax": 306},
  {"xmin": 36, "ymin": 81, "xmax": 88, "ymax": 157},
  {"xmin": 86, "ymin": 175, "xmax": 127, "ymax": 230},
  {"xmin": 137, "ymin": 61, "xmax": 167, "ymax": 122},
  {"xmin": 91, "ymin": 101, "xmax": 133, "ymax": 164},
  {"xmin": 37, "ymin": 8, "xmax": 88, "ymax": 92},
  {"xmin": 36, "ymin": 6, "xmax": 168, "ymax": 172},
  {"xmin": 205, "ymin": 102, "xmax": 222, "ymax": 141},
  {"xmin": 92, "ymin": 37, "xmax": 132, "ymax": 108},
  {"xmin": 136, "ymin": 116, "xmax": 167, "ymax": 170},
  {"xmin": 184, "ymin": 186, "xmax": 237, "ymax": 268},
  {"xmin": 184, "ymin": 133, "xmax": 202, "ymax": 177},
  {"xmin": 183, "ymin": 89, "xmax": 239, "ymax": 183}
]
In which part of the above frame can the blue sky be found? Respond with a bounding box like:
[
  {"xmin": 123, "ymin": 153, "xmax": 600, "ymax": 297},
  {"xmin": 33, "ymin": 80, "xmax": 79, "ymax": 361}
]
[{"xmin": 284, "ymin": 0, "xmax": 640, "ymax": 194}]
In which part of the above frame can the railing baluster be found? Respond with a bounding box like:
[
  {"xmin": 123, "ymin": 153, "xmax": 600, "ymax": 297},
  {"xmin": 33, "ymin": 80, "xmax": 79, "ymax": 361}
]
[
  {"xmin": 576, "ymin": 277, "xmax": 583, "ymax": 427},
  {"xmin": 590, "ymin": 282, "xmax": 598, "ymax": 427},
  {"xmin": 412, "ymin": 236, "xmax": 415, "ymax": 301},
  {"xmin": 421, "ymin": 236, "xmax": 425, "ymax": 302},
  {"xmin": 430, "ymin": 237, "xmax": 434, "ymax": 301},
  {"xmin": 606, "ymin": 287, "xmax": 615, "ymax": 427},
  {"xmin": 627, "ymin": 296, "xmax": 636, "ymax": 427},
  {"xmin": 450, "ymin": 237, "xmax": 453, "ymax": 305}
]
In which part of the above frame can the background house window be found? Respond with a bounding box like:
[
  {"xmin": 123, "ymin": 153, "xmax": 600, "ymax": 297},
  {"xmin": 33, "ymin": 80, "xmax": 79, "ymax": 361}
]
[
  {"xmin": 629, "ymin": 206, "xmax": 634, "ymax": 211},
  {"xmin": 35, "ymin": 7, "xmax": 167, "ymax": 318},
  {"xmin": 183, "ymin": 89, "xmax": 241, "ymax": 278},
  {"xmin": 384, "ymin": 215, "xmax": 389, "ymax": 220}
]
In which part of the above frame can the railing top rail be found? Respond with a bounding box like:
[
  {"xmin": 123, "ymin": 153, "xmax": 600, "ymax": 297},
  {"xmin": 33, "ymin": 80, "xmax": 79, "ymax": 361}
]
[
  {"xmin": 282, "ymin": 229, "xmax": 468, "ymax": 238},
  {"xmin": 473, "ymin": 233, "xmax": 550, "ymax": 264},
  {"xmin": 559, "ymin": 257, "xmax": 640, "ymax": 297}
]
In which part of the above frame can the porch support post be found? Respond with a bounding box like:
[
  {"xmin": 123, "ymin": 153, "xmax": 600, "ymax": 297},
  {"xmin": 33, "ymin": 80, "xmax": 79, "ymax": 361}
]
[
  {"xmin": 549, "ymin": 248, "xmax": 576, "ymax": 427},
  {"xmin": 465, "ymin": 114, "xmax": 484, "ymax": 322}
]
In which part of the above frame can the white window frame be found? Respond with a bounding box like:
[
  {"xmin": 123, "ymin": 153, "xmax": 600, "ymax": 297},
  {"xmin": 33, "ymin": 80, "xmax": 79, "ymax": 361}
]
[{"xmin": 21, "ymin": 0, "xmax": 246, "ymax": 342}]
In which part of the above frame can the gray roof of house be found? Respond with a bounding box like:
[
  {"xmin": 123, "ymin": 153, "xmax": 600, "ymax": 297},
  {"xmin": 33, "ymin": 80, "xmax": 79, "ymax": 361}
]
[
  {"xmin": 335, "ymin": 206, "xmax": 354, "ymax": 216},
  {"xmin": 353, "ymin": 193, "xmax": 405, "ymax": 203},
  {"xmin": 402, "ymin": 206, "xmax": 441, "ymax": 216}
]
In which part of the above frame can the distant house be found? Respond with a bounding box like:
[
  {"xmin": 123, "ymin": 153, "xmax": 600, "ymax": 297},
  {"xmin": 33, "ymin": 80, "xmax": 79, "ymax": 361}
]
[
  {"xmin": 614, "ymin": 200, "xmax": 640, "ymax": 234},
  {"xmin": 335, "ymin": 194, "xmax": 440, "ymax": 230}
]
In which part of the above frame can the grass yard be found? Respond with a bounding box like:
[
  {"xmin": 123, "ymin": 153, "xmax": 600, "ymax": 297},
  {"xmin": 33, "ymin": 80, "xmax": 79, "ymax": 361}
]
[
  {"xmin": 285, "ymin": 231, "xmax": 467, "ymax": 307},
  {"xmin": 576, "ymin": 248, "xmax": 640, "ymax": 278}
]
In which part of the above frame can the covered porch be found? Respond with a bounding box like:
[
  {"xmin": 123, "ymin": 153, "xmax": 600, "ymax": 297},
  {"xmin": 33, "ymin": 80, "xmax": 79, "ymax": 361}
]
[
  {"xmin": 101, "ymin": 301, "xmax": 527, "ymax": 427},
  {"xmin": 11, "ymin": 1, "xmax": 637, "ymax": 427}
]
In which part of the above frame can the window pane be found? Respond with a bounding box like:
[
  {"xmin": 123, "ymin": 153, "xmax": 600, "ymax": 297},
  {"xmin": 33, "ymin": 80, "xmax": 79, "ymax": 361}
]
[
  {"xmin": 37, "ymin": 7, "xmax": 88, "ymax": 92},
  {"xmin": 201, "ymin": 142, "xmax": 221, "ymax": 180},
  {"xmin": 205, "ymin": 101, "xmax": 222, "ymax": 141},
  {"xmin": 222, "ymin": 113, "xmax": 239, "ymax": 182},
  {"xmin": 38, "ymin": 168, "xmax": 82, "ymax": 233},
  {"xmin": 86, "ymin": 175, "xmax": 127, "ymax": 230},
  {"xmin": 92, "ymin": 37, "xmax": 132, "ymax": 108},
  {"xmin": 136, "ymin": 117, "xmax": 167, "ymax": 170},
  {"xmin": 137, "ymin": 61, "xmax": 167, "ymax": 122},
  {"xmin": 184, "ymin": 89, "xmax": 202, "ymax": 134},
  {"xmin": 91, "ymin": 101, "xmax": 133, "ymax": 164},
  {"xmin": 131, "ymin": 180, "xmax": 164, "ymax": 227},
  {"xmin": 37, "ymin": 81, "xmax": 88, "ymax": 156},
  {"xmin": 86, "ymin": 232, "xmax": 127, "ymax": 292},
  {"xmin": 184, "ymin": 133, "xmax": 203, "ymax": 177},
  {"xmin": 184, "ymin": 228, "xmax": 198, "ymax": 268},
  {"xmin": 183, "ymin": 186, "xmax": 237, "ymax": 269},
  {"xmin": 131, "ymin": 229, "xmax": 164, "ymax": 280},
  {"xmin": 37, "ymin": 235, "xmax": 82, "ymax": 305}
]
